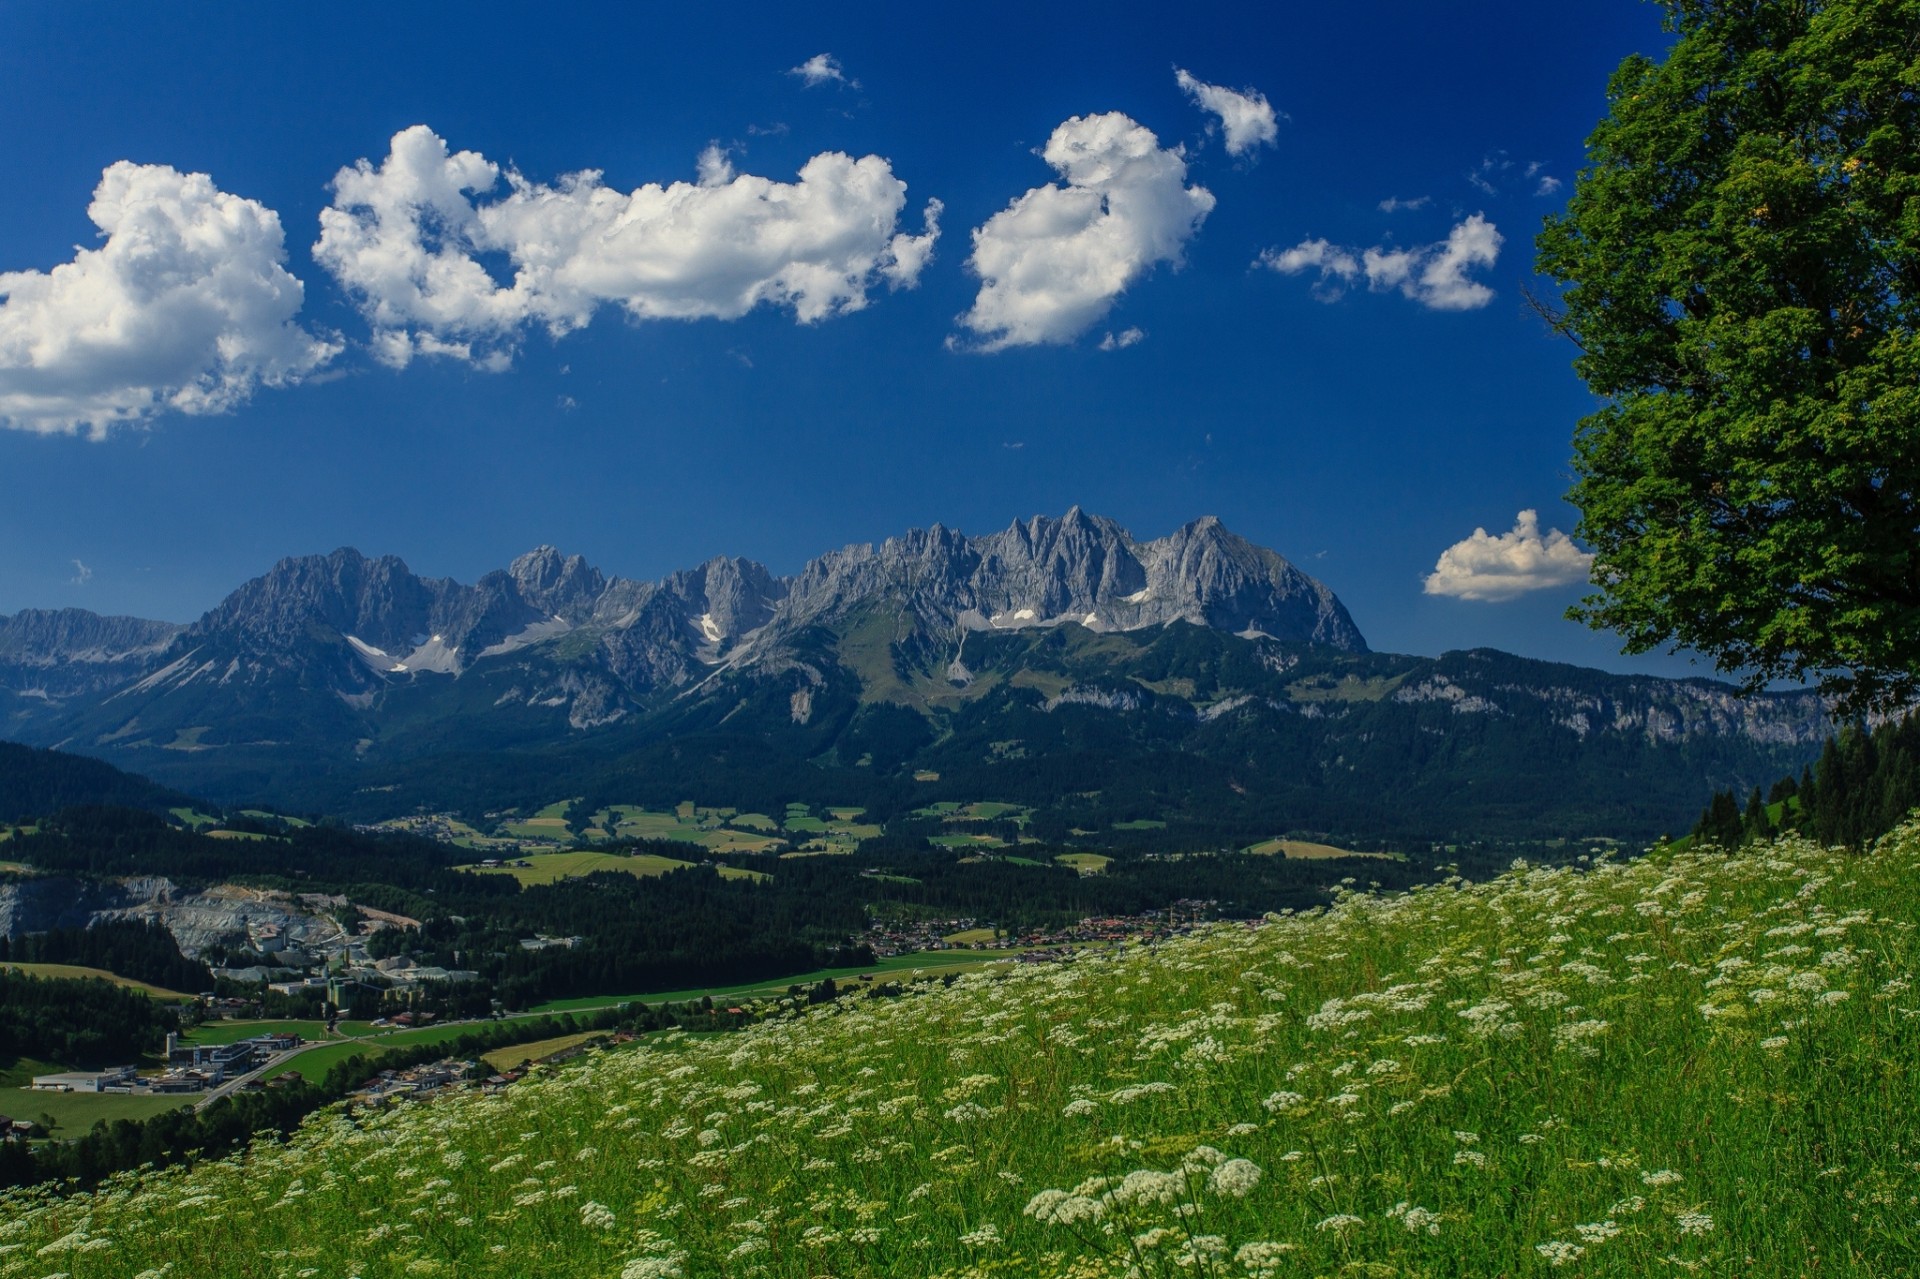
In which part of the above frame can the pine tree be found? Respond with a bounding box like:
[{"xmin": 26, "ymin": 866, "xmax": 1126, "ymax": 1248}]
[{"xmin": 1742, "ymin": 787, "xmax": 1771, "ymax": 844}]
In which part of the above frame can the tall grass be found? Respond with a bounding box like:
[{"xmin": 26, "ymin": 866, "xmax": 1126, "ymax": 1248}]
[{"xmin": 3, "ymin": 823, "xmax": 1917, "ymax": 1277}]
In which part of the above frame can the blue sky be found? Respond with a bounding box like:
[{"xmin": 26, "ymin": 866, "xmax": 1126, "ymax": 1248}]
[{"xmin": 0, "ymin": 0, "xmax": 1706, "ymax": 675}]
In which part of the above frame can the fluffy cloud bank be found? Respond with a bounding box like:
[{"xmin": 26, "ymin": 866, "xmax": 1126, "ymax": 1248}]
[
  {"xmin": 1423, "ymin": 510, "xmax": 1594, "ymax": 601},
  {"xmin": 313, "ymin": 126, "xmax": 941, "ymax": 368},
  {"xmin": 0, "ymin": 162, "xmax": 337, "ymax": 436},
  {"xmin": 1259, "ymin": 213, "xmax": 1502, "ymax": 310},
  {"xmin": 1174, "ymin": 69, "xmax": 1279, "ymax": 156},
  {"xmin": 955, "ymin": 113, "xmax": 1213, "ymax": 352}
]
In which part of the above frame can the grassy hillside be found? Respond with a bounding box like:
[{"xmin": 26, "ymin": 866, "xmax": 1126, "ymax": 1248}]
[
  {"xmin": 0, "ymin": 961, "xmax": 193, "ymax": 1000},
  {"xmin": 3, "ymin": 825, "xmax": 1915, "ymax": 1275}
]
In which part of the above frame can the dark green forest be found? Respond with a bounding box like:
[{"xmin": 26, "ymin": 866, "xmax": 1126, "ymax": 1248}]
[
  {"xmin": 0, "ymin": 970, "xmax": 177, "ymax": 1068},
  {"xmin": 0, "ymin": 918, "xmax": 213, "ymax": 992},
  {"xmin": 1694, "ymin": 715, "xmax": 1920, "ymax": 850}
]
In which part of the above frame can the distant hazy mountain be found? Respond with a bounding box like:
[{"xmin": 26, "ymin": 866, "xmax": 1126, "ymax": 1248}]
[
  {"xmin": 0, "ymin": 609, "xmax": 182, "ymax": 719},
  {"xmin": 0, "ymin": 512, "xmax": 1832, "ymax": 839}
]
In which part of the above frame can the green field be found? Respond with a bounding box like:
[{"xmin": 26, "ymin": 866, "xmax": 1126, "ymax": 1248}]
[
  {"xmin": 261, "ymin": 1041, "xmax": 376, "ymax": 1082},
  {"xmin": 480, "ymin": 1031, "xmax": 602, "ymax": 1073},
  {"xmin": 239, "ymin": 809, "xmax": 312, "ymax": 827},
  {"xmin": 10, "ymin": 1089, "xmax": 195, "ymax": 1135},
  {"xmin": 1111, "ymin": 817, "xmax": 1167, "ymax": 830},
  {"xmin": 1242, "ymin": 837, "xmax": 1401, "ymax": 860},
  {"xmin": 930, "ymin": 832, "xmax": 1006, "ymax": 849},
  {"xmin": 181, "ymin": 1019, "xmax": 331, "ymax": 1046},
  {"xmin": 1055, "ymin": 851, "xmax": 1111, "ymax": 873},
  {"xmin": 459, "ymin": 850, "xmax": 766, "ymax": 886},
  {"xmin": 18, "ymin": 823, "xmax": 1920, "ymax": 1275},
  {"xmin": 1, "ymin": 963, "xmax": 194, "ymax": 999},
  {"xmin": 590, "ymin": 804, "xmax": 785, "ymax": 853},
  {"xmin": 260, "ymin": 1020, "xmax": 520, "ymax": 1081},
  {"xmin": 941, "ymin": 927, "xmax": 999, "ymax": 945}
]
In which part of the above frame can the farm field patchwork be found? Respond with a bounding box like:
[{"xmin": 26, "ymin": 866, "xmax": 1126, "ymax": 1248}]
[
  {"xmin": 589, "ymin": 805, "xmax": 785, "ymax": 854},
  {"xmin": 17, "ymin": 823, "xmax": 1919, "ymax": 1275}
]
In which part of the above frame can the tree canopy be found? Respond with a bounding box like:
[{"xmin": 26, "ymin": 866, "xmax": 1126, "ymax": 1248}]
[{"xmin": 1537, "ymin": 0, "xmax": 1920, "ymax": 713}]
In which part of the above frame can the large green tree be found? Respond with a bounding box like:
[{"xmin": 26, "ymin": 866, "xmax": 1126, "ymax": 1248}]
[{"xmin": 1537, "ymin": 0, "xmax": 1920, "ymax": 713}]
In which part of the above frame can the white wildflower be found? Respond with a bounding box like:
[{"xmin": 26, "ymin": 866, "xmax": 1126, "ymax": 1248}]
[
  {"xmin": 1387, "ymin": 1201, "xmax": 1442, "ymax": 1235},
  {"xmin": 1536, "ymin": 1240, "xmax": 1585, "ymax": 1266},
  {"xmin": 1208, "ymin": 1158, "xmax": 1263, "ymax": 1198},
  {"xmin": 958, "ymin": 1223, "xmax": 1002, "ymax": 1248}
]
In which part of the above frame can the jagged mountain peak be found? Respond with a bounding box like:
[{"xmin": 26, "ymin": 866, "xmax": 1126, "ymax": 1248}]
[
  {"xmin": 507, "ymin": 546, "xmax": 606, "ymax": 620},
  {"xmin": 775, "ymin": 510, "xmax": 1364, "ymax": 652},
  {"xmin": 6, "ymin": 511, "xmax": 1367, "ymax": 754}
]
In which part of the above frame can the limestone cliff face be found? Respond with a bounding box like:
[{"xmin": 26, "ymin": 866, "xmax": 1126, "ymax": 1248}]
[
  {"xmin": 767, "ymin": 508, "xmax": 1365, "ymax": 651},
  {"xmin": 1, "ymin": 513, "xmax": 1832, "ymax": 772},
  {"xmin": 0, "ymin": 609, "xmax": 183, "ymax": 732},
  {"xmin": 23, "ymin": 512, "xmax": 1359, "ymax": 735}
]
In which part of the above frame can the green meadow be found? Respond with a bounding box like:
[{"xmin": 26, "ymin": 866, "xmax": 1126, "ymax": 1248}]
[
  {"xmin": 458, "ymin": 850, "xmax": 767, "ymax": 886},
  {"xmin": 6, "ymin": 820, "xmax": 1916, "ymax": 1275},
  {"xmin": 0, "ymin": 963, "xmax": 194, "ymax": 1000}
]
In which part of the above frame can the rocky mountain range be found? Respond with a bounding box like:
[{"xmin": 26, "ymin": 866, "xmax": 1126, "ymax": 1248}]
[
  {"xmin": 0, "ymin": 511, "xmax": 1834, "ymax": 839},
  {"xmin": 3, "ymin": 509, "xmax": 1363, "ymax": 738}
]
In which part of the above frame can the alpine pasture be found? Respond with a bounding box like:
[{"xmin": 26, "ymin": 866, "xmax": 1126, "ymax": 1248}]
[{"xmin": 3, "ymin": 825, "xmax": 1915, "ymax": 1277}]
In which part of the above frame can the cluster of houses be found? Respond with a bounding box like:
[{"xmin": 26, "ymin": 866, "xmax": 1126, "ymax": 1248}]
[
  {"xmin": 352, "ymin": 1058, "xmax": 475, "ymax": 1103},
  {"xmin": 864, "ymin": 917, "xmax": 993, "ymax": 957},
  {"xmin": 25, "ymin": 1031, "xmax": 301, "ymax": 1096}
]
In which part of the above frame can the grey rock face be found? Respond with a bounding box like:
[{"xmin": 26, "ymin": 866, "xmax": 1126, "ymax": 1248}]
[
  {"xmin": 0, "ymin": 609, "xmax": 183, "ymax": 728},
  {"xmin": 0, "ymin": 874, "xmax": 344, "ymax": 960},
  {"xmin": 8, "ymin": 512, "xmax": 1361, "ymax": 739},
  {"xmin": 766, "ymin": 507, "xmax": 1366, "ymax": 651}
]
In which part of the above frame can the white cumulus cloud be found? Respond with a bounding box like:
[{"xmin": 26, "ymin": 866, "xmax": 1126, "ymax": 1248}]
[
  {"xmin": 954, "ymin": 113, "xmax": 1214, "ymax": 352},
  {"xmin": 1174, "ymin": 68, "xmax": 1279, "ymax": 156},
  {"xmin": 789, "ymin": 53, "xmax": 856, "ymax": 88},
  {"xmin": 0, "ymin": 162, "xmax": 338, "ymax": 437},
  {"xmin": 1423, "ymin": 510, "xmax": 1594, "ymax": 601},
  {"xmin": 314, "ymin": 125, "xmax": 940, "ymax": 368},
  {"xmin": 1099, "ymin": 326, "xmax": 1144, "ymax": 350},
  {"xmin": 1260, "ymin": 213, "xmax": 1502, "ymax": 310}
]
